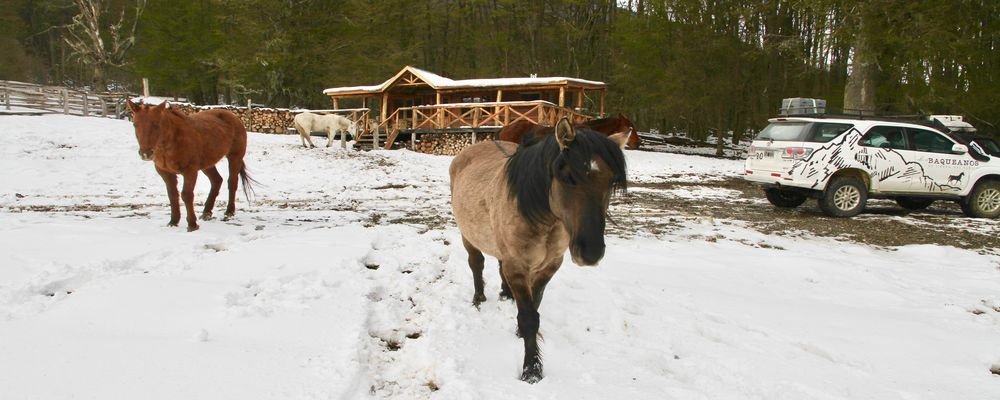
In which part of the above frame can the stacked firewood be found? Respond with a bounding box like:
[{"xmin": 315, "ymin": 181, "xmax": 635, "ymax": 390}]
[
  {"xmin": 167, "ymin": 103, "xmax": 295, "ymax": 134},
  {"xmin": 250, "ymin": 108, "xmax": 295, "ymax": 134},
  {"xmin": 413, "ymin": 133, "xmax": 495, "ymax": 155}
]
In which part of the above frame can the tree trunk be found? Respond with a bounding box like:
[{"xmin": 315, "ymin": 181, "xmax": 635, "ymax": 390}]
[{"xmin": 844, "ymin": 7, "xmax": 877, "ymax": 116}]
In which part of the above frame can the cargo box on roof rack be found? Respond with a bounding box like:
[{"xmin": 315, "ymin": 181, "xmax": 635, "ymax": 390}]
[{"xmin": 779, "ymin": 97, "xmax": 826, "ymax": 116}]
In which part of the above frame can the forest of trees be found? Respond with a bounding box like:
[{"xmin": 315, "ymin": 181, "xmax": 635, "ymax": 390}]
[{"xmin": 1, "ymin": 0, "xmax": 997, "ymax": 142}]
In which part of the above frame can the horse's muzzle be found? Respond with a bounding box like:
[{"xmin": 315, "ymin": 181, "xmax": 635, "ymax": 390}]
[
  {"xmin": 139, "ymin": 150, "xmax": 153, "ymax": 161},
  {"xmin": 570, "ymin": 242, "xmax": 605, "ymax": 267}
]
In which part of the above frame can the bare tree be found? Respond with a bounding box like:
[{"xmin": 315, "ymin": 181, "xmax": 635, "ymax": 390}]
[{"xmin": 63, "ymin": 0, "xmax": 145, "ymax": 91}]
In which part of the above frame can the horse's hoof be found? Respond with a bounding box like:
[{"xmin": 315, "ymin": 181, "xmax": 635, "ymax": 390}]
[
  {"xmin": 499, "ymin": 291, "xmax": 513, "ymax": 301},
  {"xmin": 472, "ymin": 293, "xmax": 487, "ymax": 308},
  {"xmin": 201, "ymin": 213, "xmax": 214, "ymax": 221},
  {"xmin": 187, "ymin": 225, "xmax": 199, "ymax": 232},
  {"xmin": 167, "ymin": 221, "xmax": 178, "ymax": 227},
  {"xmin": 520, "ymin": 367, "xmax": 543, "ymax": 384}
]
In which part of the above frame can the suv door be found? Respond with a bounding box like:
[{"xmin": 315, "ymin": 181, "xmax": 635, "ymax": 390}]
[
  {"xmin": 903, "ymin": 128, "xmax": 975, "ymax": 193},
  {"xmin": 858, "ymin": 125, "xmax": 913, "ymax": 192}
]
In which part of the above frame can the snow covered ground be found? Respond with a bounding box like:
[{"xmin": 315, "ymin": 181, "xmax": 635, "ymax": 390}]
[{"xmin": 1, "ymin": 114, "xmax": 998, "ymax": 399}]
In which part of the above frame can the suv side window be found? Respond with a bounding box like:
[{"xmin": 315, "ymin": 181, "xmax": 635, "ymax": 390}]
[
  {"xmin": 907, "ymin": 128, "xmax": 955, "ymax": 154},
  {"xmin": 807, "ymin": 123, "xmax": 853, "ymax": 142},
  {"xmin": 860, "ymin": 125, "xmax": 906, "ymax": 149}
]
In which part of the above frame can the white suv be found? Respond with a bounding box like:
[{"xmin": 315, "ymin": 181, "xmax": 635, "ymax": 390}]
[{"xmin": 744, "ymin": 116, "xmax": 1000, "ymax": 218}]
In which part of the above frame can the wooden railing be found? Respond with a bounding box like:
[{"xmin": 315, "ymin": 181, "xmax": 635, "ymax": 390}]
[
  {"xmin": 1, "ymin": 80, "xmax": 133, "ymax": 119},
  {"xmin": 355, "ymin": 101, "xmax": 593, "ymax": 150}
]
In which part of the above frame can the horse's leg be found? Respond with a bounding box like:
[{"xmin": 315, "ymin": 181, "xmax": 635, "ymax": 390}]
[
  {"xmin": 503, "ymin": 266, "xmax": 543, "ymax": 383},
  {"xmin": 339, "ymin": 127, "xmax": 347, "ymax": 150},
  {"xmin": 201, "ymin": 166, "xmax": 223, "ymax": 221},
  {"xmin": 498, "ymin": 261, "xmax": 513, "ymax": 300},
  {"xmin": 462, "ymin": 237, "xmax": 487, "ymax": 307},
  {"xmin": 156, "ymin": 167, "xmax": 181, "ymax": 227},
  {"xmin": 529, "ymin": 260, "xmax": 562, "ymax": 310},
  {"xmin": 326, "ymin": 128, "xmax": 334, "ymax": 147},
  {"xmin": 224, "ymin": 157, "xmax": 242, "ymax": 219},
  {"xmin": 180, "ymin": 170, "xmax": 200, "ymax": 232}
]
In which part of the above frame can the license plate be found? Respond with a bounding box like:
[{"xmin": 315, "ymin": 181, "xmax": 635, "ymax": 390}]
[{"xmin": 753, "ymin": 150, "xmax": 774, "ymax": 160}]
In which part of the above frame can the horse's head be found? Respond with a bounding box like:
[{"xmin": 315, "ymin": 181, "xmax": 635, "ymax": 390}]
[
  {"xmin": 617, "ymin": 113, "xmax": 641, "ymax": 150},
  {"xmin": 507, "ymin": 118, "xmax": 628, "ymax": 266},
  {"xmin": 127, "ymin": 99, "xmax": 168, "ymax": 161},
  {"xmin": 348, "ymin": 118, "xmax": 359, "ymax": 136}
]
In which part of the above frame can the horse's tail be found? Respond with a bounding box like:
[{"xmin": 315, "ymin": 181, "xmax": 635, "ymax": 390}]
[{"xmin": 239, "ymin": 164, "xmax": 261, "ymax": 204}]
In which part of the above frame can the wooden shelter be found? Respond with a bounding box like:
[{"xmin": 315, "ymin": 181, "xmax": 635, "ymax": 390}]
[{"xmin": 322, "ymin": 66, "xmax": 607, "ymax": 150}]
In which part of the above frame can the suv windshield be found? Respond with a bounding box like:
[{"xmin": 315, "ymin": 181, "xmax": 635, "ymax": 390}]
[
  {"xmin": 948, "ymin": 131, "xmax": 1000, "ymax": 156},
  {"xmin": 757, "ymin": 121, "xmax": 853, "ymax": 143}
]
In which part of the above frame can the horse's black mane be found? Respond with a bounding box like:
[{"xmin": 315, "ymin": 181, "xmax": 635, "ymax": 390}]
[{"xmin": 505, "ymin": 128, "xmax": 627, "ymax": 224}]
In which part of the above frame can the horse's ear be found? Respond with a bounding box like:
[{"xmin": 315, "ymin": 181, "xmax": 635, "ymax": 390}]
[
  {"xmin": 126, "ymin": 98, "xmax": 137, "ymax": 113},
  {"xmin": 608, "ymin": 131, "xmax": 629, "ymax": 150},
  {"xmin": 555, "ymin": 117, "xmax": 575, "ymax": 150},
  {"xmin": 154, "ymin": 101, "xmax": 167, "ymax": 111}
]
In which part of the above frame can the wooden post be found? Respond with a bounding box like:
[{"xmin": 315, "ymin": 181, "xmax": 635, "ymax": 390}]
[
  {"xmin": 83, "ymin": 92, "xmax": 90, "ymax": 116},
  {"xmin": 3, "ymin": 86, "xmax": 9, "ymax": 110},
  {"xmin": 471, "ymin": 131, "xmax": 476, "ymax": 144},
  {"xmin": 380, "ymin": 95, "xmax": 388, "ymax": 126},
  {"xmin": 332, "ymin": 97, "xmax": 339, "ymax": 109},
  {"xmin": 142, "ymin": 78, "xmax": 150, "ymax": 97},
  {"xmin": 495, "ymin": 90, "xmax": 502, "ymax": 117},
  {"xmin": 600, "ymin": 89, "xmax": 605, "ymax": 116},
  {"xmin": 558, "ymin": 87, "xmax": 565, "ymax": 108},
  {"xmin": 62, "ymin": 88, "xmax": 69, "ymax": 114},
  {"xmin": 435, "ymin": 93, "xmax": 443, "ymax": 128},
  {"xmin": 576, "ymin": 88, "xmax": 583, "ymax": 111},
  {"xmin": 99, "ymin": 96, "xmax": 107, "ymax": 117},
  {"xmin": 412, "ymin": 131, "xmax": 417, "ymax": 149}
]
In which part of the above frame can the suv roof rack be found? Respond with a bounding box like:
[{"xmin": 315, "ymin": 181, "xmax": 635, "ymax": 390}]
[{"xmin": 773, "ymin": 110, "xmax": 948, "ymax": 133}]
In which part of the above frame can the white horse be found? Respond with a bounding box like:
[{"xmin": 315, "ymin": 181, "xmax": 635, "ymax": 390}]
[{"xmin": 293, "ymin": 112, "xmax": 357, "ymax": 149}]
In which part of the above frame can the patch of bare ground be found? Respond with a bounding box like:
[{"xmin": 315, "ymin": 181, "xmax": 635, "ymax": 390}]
[{"xmin": 617, "ymin": 176, "xmax": 999, "ymax": 254}]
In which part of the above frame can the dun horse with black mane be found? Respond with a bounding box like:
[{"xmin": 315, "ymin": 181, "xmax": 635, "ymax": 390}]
[
  {"xmin": 128, "ymin": 99, "xmax": 255, "ymax": 232},
  {"xmin": 450, "ymin": 118, "xmax": 628, "ymax": 383}
]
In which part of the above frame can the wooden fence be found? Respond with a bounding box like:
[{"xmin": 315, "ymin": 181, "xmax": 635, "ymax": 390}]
[
  {"xmin": 364, "ymin": 100, "xmax": 593, "ymax": 150},
  {"xmin": 1, "ymin": 80, "xmax": 133, "ymax": 118}
]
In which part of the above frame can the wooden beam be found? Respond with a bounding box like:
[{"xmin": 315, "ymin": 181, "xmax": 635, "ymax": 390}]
[
  {"xmin": 600, "ymin": 89, "xmax": 605, "ymax": 116},
  {"xmin": 380, "ymin": 94, "xmax": 388, "ymax": 122},
  {"xmin": 495, "ymin": 90, "xmax": 503, "ymax": 118}
]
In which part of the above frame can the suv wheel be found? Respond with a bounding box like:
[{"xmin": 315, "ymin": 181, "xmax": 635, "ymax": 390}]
[
  {"xmin": 895, "ymin": 197, "xmax": 934, "ymax": 211},
  {"xmin": 819, "ymin": 177, "xmax": 867, "ymax": 217},
  {"xmin": 960, "ymin": 180, "xmax": 1000, "ymax": 218},
  {"xmin": 765, "ymin": 188, "xmax": 807, "ymax": 208}
]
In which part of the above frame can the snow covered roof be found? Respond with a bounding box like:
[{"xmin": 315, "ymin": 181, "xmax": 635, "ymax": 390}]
[{"xmin": 322, "ymin": 66, "xmax": 606, "ymax": 96}]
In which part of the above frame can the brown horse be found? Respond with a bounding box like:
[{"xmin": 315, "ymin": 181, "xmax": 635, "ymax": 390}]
[
  {"xmin": 498, "ymin": 113, "xmax": 641, "ymax": 149},
  {"xmin": 450, "ymin": 118, "xmax": 628, "ymax": 383},
  {"xmin": 127, "ymin": 99, "xmax": 255, "ymax": 232}
]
